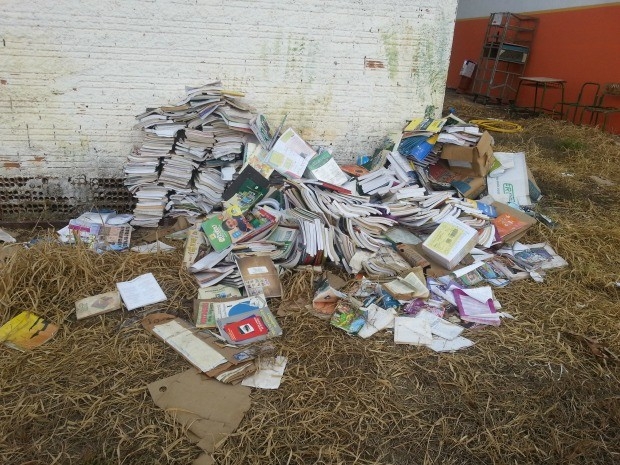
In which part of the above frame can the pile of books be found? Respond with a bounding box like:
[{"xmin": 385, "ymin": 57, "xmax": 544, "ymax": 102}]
[
  {"xmin": 117, "ymin": 94, "xmax": 575, "ymax": 368},
  {"xmin": 125, "ymin": 82, "xmax": 254, "ymax": 226},
  {"xmin": 124, "ymin": 86, "xmax": 549, "ymax": 292}
]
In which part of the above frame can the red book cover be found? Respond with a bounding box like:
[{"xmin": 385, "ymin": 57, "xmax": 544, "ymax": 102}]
[
  {"xmin": 223, "ymin": 315, "xmax": 269, "ymax": 343},
  {"xmin": 319, "ymin": 181, "xmax": 352, "ymax": 195},
  {"xmin": 340, "ymin": 164, "xmax": 370, "ymax": 177}
]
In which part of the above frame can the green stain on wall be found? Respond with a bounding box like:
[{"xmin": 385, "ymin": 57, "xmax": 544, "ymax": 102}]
[
  {"xmin": 381, "ymin": 32, "xmax": 399, "ymax": 80},
  {"xmin": 410, "ymin": 19, "xmax": 453, "ymax": 115}
]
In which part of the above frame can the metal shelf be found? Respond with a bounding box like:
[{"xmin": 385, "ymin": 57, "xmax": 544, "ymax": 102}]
[{"xmin": 472, "ymin": 12, "xmax": 539, "ymax": 104}]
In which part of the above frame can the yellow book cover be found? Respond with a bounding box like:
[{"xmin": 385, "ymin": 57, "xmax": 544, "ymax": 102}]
[
  {"xmin": 0, "ymin": 311, "xmax": 58, "ymax": 350},
  {"xmin": 424, "ymin": 222, "xmax": 466, "ymax": 256}
]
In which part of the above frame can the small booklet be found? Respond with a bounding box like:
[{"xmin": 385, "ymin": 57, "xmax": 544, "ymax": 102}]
[
  {"xmin": 197, "ymin": 284, "xmax": 242, "ymax": 300},
  {"xmin": 264, "ymin": 128, "xmax": 316, "ymax": 179},
  {"xmin": 194, "ymin": 294, "xmax": 268, "ymax": 329},
  {"xmin": 222, "ymin": 165, "xmax": 270, "ymax": 213},
  {"xmin": 216, "ymin": 307, "xmax": 282, "ymax": 345},
  {"xmin": 304, "ymin": 148, "xmax": 348, "ymax": 186},
  {"xmin": 492, "ymin": 213, "xmax": 530, "ymax": 239},
  {"xmin": 330, "ymin": 299, "xmax": 366, "ymax": 335},
  {"xmin": 75, "ymin": 290, "xmax": 122, "ymax": 320}
]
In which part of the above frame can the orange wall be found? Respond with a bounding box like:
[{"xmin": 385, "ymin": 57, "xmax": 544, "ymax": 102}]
[{"xmin": 447, "ymin": 4, "xmax": 620, "ymax": 133}]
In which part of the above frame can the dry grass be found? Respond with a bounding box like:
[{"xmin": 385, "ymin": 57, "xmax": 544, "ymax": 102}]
[{"xmin": 1, "ymin": 92, "xmax": 619, "ymax": 465}]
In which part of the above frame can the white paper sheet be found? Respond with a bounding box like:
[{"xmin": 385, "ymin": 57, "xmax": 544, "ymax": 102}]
[
  {"xmin": 131, "ymin": 241, "xmax": 175, "ymax": 254},
  {"xmin": 358, "ymin": 304, "xmax": 397, "ymax": 339},
  {"xmin": 116, "ymin": 273, "xmax": 167, "ymax": 311},
  {"xmin": 414, "ymin": 310, "xmax": 464, "ymax": 340},
  {"xmin": 426, "ymin": 335, "xmax": 474, "ymax": 352},
  {"xmin": 190, "ymin": 247, "xmax": 233, "ymax": 273},
  {"xmin": 394, "ymin": 317, "xmax": 432, "ymax": 345},
  {"xmin": 0, "ymin": 228, "xmax": 16, "ymax": 243},
  {"xmin": 152, "ymin": 320, "xmax": 227, "ymax": 372},
  {"xmin": 241, "ymin": 356, "xmax": 287, "ymax": 389}
]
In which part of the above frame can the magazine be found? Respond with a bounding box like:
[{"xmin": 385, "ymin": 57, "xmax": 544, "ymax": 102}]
[{"xmin": 202, "ymin": 204, "xmax": 277, "ymax": 252}]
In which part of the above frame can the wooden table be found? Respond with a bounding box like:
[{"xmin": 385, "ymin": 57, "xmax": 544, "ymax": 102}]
[{"xmin": 513, "ymin": 77, "xmax": 566, "ymax": 115}]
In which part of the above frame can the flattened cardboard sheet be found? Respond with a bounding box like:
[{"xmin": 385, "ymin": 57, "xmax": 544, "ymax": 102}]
[{"xmin": 148, "ymin": 368, "xmax": 251, "ymax": 456}]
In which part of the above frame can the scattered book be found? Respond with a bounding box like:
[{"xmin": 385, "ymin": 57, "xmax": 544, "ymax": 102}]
[
  {"xmin": 197, "ymin": 284, "xmax": 242, "ymax": 300},
  {"xmin": 264, "ymin": 128, "xmax": 316, "ymax": 179},
  {"xmin": 194, "ymin": 294, "xmax": 268, "ymax": 329},
  {"xmin": 383, "ymin": 270, "xmax": 430, "ymax": 300},
  {"xmin": 304, "ymin": 148, "xmax": 348, "ymax": 186},
  {"xmin": 202, "ymin": 206, "xmax": 277, "ymax": 252},
  {"xmin": 116, "ymin": 273, "xmax": 167, "ymax": 311},
  {"xmin": 216, "ymin": 306, "xmax": 282, "ymax": 345},
  {"xmin": 75, "ymin": 291, "xmax": 122, "ymax": 320},
  {"xmin": 222, "ymin": 165, "xmax": 270, "ymax": 213},
  {"xmin": 236, "ymin": 255, "xmax": 283, "ymax": 298},
  {"xmin": 0, "ymin": 311, "xmax": 58, "ymax": 351},
  {"xmin": 330, "ymin": 299, "xmax": 365, "ymax": 335}
]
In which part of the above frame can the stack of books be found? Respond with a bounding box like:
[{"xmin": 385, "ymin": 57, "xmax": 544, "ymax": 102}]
[{"xmin": 126, "ymin": 82, "xmax": 256, "ymax": 226}]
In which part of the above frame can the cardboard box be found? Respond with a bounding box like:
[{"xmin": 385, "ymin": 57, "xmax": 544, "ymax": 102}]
[
  {"xmin": 428, "ymin": 161, "xmax": 486, "ymax": 199},
  {"xmin": 421, "ymin": 216, "xmax": 479, "ymax": 270},
  {"xmin": 487, "ymin": 152, "xmax": 531, "ymax": 206},
  {"xmin": 441, "ymin": 131, "xmax": 495, "ymax": 177},
  {"xmin": 490, "ymin": 201, "xmax": 536, "ymax": 243},
  {"xmin": 451, "ymin": 176, "xmax": 487, "ymax": 199}
]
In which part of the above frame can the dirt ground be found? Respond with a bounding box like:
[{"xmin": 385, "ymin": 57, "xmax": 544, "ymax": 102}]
[{"xmin": 0, "ymin": 90, "xmax": 619, "ymax": 465}]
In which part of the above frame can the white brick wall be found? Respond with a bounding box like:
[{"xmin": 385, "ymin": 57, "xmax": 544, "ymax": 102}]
[{"xmin": 0, "ymin": 0, "xmax": 457, "ymax": 180}]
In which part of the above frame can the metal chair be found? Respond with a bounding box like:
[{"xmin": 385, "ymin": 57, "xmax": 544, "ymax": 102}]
[
  {"xmin": 580, "ymin": 83, "xmax": 620, "ymax": 132},
  {"xmin": 552, "ymin": 82, "xmax": 600, "ymax": 123}
]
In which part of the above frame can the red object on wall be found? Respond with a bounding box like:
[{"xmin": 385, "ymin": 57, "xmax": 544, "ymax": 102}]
[{"xmin": 447, "ymin": 4, "xmax": 620, "ymax": 133}]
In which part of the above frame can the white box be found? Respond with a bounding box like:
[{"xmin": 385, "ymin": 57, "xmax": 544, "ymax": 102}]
[{"xmin": 422, "ymin": 216, "xmax": 478, "ymax": 269}]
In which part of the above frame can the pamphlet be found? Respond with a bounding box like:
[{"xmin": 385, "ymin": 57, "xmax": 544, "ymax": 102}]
[{"xmin": 264, "ymin": 128, "xmax": 316, "ymax": 179}]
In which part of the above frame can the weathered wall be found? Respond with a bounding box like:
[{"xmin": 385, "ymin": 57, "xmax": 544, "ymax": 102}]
[{"xmin": 0, "ymin": 0, "xmax": 458, "ymax": 218}]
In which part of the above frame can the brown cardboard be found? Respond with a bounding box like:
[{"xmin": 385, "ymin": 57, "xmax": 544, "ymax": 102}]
[
  {"xmin": 142, "ymin": 313, "xmax": 254, "ymax": 376},
  {"xmin": 491, "ymin": 201, "xmax": 536, "ymax": 243},
  {"xmin": 427, "ymin": 160, "xmax": 486, "ymax": 199},
  {"xmin": 450, "ymin": 175, "xmax": 487, "ymax": 199},
  {"xmin": 411, "ymin": 244, "xmax": 457, "ymax": 278},
  {"xmin": 441, "ymin": 131, "xmax": 496, "ymax": 177},
  {"xmin": 141, "ymin": 216, "xmax": 191, "ymax": 243},
  {"xmin": 148, "ymin": 368, "xmax": 251, "ymax": 458},
  {"xmin": 236, "ymin": 255, "xmax": 283, "ymax": 298}
]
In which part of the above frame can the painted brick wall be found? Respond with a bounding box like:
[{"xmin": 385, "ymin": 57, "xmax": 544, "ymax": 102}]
[{"xmin": 0, "ymin": 0, "xmax": 457, "ymax": 183}]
